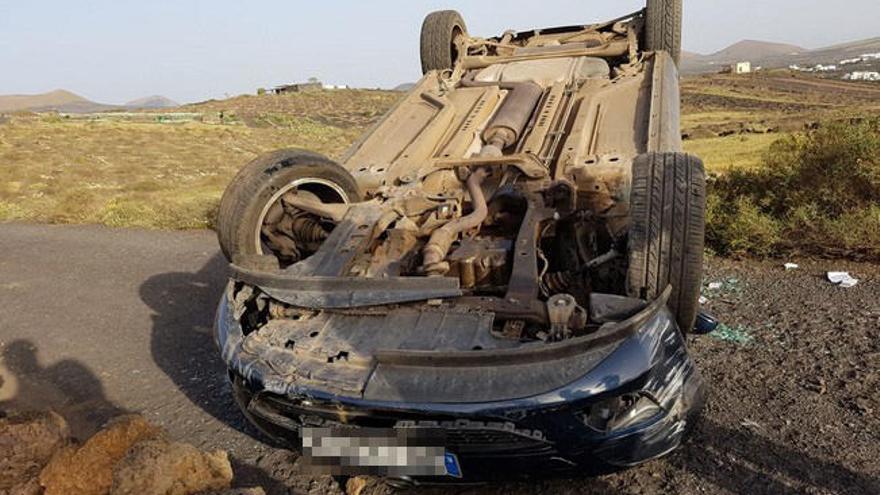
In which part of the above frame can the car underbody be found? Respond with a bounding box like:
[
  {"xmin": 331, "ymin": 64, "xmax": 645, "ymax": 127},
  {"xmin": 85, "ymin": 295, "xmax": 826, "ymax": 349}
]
[{"xmin": 214, "ymin": 3, "xmax": 707, "ymax": 482}]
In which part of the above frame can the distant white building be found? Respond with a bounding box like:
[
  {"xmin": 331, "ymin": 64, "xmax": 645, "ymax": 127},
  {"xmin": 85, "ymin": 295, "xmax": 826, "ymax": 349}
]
[
  {"xmin": 839, "ymin": 53, "xmax": 880, "ymax": 66},
  {"xmin": 731, "ymin": 61, "xmax": 752, "ymax": 74},
  {"xmin": 322, "ymin": 84, "xmax": 350, "ymax": 90},
  {"xmin": 844, "ymin": 71, "xmax": 880, "ymax": 81},
  {"xmin": 790, "ymin": 63, "xmax": 840, "ymax": 73}
]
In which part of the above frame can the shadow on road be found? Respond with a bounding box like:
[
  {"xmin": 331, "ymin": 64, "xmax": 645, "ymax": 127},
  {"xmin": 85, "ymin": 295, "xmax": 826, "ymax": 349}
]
[
  {"xmin": 0, "ymin": 339, "xmax": 126, "ymax": 439},
  {"xmin": 140, "ymin": 253, "xmax": 265, "ymax": 442},
  {"xmin": 677, "ymin": 417, "xmax": 879, "ymax": 495}
]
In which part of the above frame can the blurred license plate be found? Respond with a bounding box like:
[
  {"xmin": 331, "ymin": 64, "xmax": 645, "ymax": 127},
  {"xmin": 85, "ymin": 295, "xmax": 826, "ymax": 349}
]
[{"xmin": 301, "ymin": 427, "xmax": 461, "ymax": 477}]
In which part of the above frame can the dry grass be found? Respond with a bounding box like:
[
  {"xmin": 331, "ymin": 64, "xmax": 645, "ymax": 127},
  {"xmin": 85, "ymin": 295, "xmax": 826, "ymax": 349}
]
[
  {"xmin": 0, "ymin": 115, "xmax": 367, "ymax": 229},
  {"xmin": 1, "ymin": 73, "xmax": 878, "ymax": 235},
  {"xmin": 684, "ymin": 133, "xmax": 780, "ymax": 173},
  {"xmin": 177, "ymin": 90, "xmax": 401, "ymax": 128}
]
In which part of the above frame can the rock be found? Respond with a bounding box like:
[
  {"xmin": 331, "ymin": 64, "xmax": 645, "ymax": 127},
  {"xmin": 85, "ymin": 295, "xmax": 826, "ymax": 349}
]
[
  {"xmin": 39, "ymin": 414, "xmax": 164, "ymax": 495},
  {"xmin": 803, "ymin": 378, "xmax": 827, "ymax": 395},
  {"xmin": 0, "ymin": 411, "xmax": 70, "ymax": 492},
  {"xmin": 345, "ymin": 476, "xmax": 371, "ymax": 495},
  {"xmin": 8, "ymin": 477, "xmax": 44, "ymax": 495},
  {"xmin": 109, "ymin": 439, "xmax": 233, "ymax": 495},
  {"xmin": 206, "ymin": 489, "xmax": 266, "ymax": 495},
  {"xmin": 854, "ymin": 397, "xmax": 873, "ymax": 416}
]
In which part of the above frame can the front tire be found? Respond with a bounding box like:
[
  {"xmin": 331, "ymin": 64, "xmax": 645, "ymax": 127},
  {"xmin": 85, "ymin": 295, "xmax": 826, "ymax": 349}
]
[
  {"xmin": 627, "ymin": 152, "xmax": 706, "ymax": 332},
  {"xmin": 645, "ymin": 0, "xmax": 683, "ymax": 65},
  {"xmin": 216, "ymin": 149, "xmax": 361, "ymax": 266}
]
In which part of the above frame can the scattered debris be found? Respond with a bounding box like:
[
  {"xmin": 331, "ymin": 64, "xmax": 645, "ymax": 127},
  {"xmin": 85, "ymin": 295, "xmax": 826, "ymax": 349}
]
[
  {"xmin": 827, "ymin": 271, "xmax": 859, "ymax": 288},
  {"xmin": 709, "ymin": 324, "xmax": 754, "ymax": 346},
  {"xmin": 784, "ymin": 263, "xmax": 799, "ymax": 270},
  {"xmin": 699, "ymin": 296, "xmax": 709, "ymax": 305},
  {"xmin": 707, "ymin": 282, "xmax": 723, "ymax": 290},
  {"xmin": 739, "ymin": 419, "xmax": 762, "ymax": 429}
]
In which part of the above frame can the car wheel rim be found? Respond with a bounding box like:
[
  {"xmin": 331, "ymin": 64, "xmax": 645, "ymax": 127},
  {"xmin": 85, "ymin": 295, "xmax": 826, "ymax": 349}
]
[{"xmin": 254, "ymin": 178, "xmax": 350, "ymax": 264}]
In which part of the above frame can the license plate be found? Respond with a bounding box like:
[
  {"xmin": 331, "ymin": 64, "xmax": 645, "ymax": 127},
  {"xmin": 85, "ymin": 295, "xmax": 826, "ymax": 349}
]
[{"xmin": 301, "ymin": 427, "xmax": 461, "ymax": 478}]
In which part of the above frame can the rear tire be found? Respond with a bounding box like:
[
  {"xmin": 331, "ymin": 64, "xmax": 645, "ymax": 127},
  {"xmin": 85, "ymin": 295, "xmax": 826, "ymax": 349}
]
[
  {"xmin": 627, "ymin": 152, "xmax": 705, "ymax": 332},
  {"xmin": 420, "ymin": 10, "xmax": 467, "ymax": 74},
  {"xmin": 645, "ymin": 0, "xmax": 682, "ymax": 65},
  {"xmin": 216, "ymin": 149, "xmax": 361, "ymax": 265}
]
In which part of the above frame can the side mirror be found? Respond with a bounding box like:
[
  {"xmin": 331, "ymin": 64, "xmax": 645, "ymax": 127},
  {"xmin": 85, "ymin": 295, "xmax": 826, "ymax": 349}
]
[{"xmin": 693, "ymin": 312, "xmax": 719, "ymax": 335}]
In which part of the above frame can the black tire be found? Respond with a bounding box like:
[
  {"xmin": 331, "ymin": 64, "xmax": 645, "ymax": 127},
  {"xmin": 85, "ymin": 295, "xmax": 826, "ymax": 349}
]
[
  {"xmin": 627, "ymin": 152, "xmax": 706, "ymax": 332},
  {"xmin": 645, "ymin": 0, "xmax": 682, "ymax": 65},
  {"xmin": 217, "ymin": 149, "xmax": 361, "ymax": 264},
  {"xmin": 420, "ymin": 10, "xmax": 467, "ymax": 74}
]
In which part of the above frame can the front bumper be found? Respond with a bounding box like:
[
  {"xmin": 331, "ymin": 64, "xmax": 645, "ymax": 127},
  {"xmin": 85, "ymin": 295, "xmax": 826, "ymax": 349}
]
[{"xmin": 215, "ymin": 287, "xmax": 706, "ymax": 481}]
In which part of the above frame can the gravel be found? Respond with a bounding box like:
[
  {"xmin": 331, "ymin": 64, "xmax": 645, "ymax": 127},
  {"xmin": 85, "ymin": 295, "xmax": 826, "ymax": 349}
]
[{"xmin": 1, "ymin": 224, "xmax": 877, "ymax": 494}]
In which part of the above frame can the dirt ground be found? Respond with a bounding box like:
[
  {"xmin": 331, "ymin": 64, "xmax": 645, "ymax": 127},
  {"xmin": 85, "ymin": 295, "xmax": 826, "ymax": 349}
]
[{"xmin": 1, "ymin": 224, "xmax": 878, "ymax": 494}]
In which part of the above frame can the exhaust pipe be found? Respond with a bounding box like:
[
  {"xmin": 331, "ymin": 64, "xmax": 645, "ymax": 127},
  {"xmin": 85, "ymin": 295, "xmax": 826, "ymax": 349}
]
[
  {"xmin": 421, "ymin": 77, "xmax": 543, "ymax": 275},
  {"xmin": 422, "ymin": 167, "xmax": 490, "ymax": 275},
  {"xmin": 460, "ymin": 77, "xmax": 543, "ymax": 155}
]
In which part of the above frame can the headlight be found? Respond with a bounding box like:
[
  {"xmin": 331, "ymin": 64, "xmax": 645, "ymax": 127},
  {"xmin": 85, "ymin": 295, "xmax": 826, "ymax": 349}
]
[{"xmin": 580, "ymin": 393, "xmax": 663, "ymax": 433}]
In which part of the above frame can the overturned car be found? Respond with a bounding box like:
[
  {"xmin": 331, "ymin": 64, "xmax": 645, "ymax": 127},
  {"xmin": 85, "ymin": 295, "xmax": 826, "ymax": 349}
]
[{"xmin": 214, "ymin": 0, "xmax": 706, "ymax": 483}]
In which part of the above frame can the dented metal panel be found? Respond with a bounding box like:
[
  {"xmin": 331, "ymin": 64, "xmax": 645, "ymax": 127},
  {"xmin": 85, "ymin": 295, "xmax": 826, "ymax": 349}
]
[{"xmin": 240, "ymin": 308, "xmax": 507, "ymax": 396}]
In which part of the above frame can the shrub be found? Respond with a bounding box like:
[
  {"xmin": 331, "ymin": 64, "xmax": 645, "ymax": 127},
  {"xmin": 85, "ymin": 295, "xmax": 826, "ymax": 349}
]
[
  {"xmin": 706, "ymin": 118, "xmax": 880, "ymax": 258},
  {"xmin": 706, "ymin": 194, "xmax": 781, "ymax": 256}
]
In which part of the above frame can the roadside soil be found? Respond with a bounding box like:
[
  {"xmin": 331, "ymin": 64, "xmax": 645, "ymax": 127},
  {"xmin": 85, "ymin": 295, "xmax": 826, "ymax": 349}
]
[{"xmin": 0, "ymin": 224, "xmax": 877, "ymax": 494}]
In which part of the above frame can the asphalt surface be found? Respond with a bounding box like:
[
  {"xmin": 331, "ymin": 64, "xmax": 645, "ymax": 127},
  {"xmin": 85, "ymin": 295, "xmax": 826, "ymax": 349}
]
[
  {"xmin": 1, "ymin": 222, "xmax": 878, "ymax": 495},
  {"xmin": 0, "ymin": 223, "xmax": 277, "ymax": 482}
]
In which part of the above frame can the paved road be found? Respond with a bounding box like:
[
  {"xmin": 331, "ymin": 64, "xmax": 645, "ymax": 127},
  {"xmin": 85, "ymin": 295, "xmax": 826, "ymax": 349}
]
[
  {"xmin": 1, "ymin": 222, "xmax": 878, "ymax": 495},
  {"xmin": 0, "ymin": 223, "xmax": 265, "ymax": 452}
]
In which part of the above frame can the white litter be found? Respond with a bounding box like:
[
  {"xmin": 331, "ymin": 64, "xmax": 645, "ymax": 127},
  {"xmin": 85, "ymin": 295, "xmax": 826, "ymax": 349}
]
[
  {"xmin": 707, "ymin": 282, "xmax": 723, "ymax": 290},
  {"xmin": 740, "ymin": 419, "xmax": 762, "ymax": 429},
  {"xmin": 699, "ymin": 296, "xmax": 709, "ymax": 305},
  {"xmin": 784, "ymin": 263, "xmax": 799, "ymax": 270},
  {"xmin": 827, "ymin": 271, "xmax": 859, "ymax": 288}
]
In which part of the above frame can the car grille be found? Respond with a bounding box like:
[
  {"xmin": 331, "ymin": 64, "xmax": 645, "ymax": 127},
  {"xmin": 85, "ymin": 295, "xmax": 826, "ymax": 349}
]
[{"xmin": 252, "ymin": 393, "xmax": 554, "ymax": 457}]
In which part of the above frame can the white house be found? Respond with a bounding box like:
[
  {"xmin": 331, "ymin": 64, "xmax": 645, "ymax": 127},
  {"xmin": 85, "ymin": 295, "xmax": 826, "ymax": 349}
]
[
  {"xmin": 731, "ymin": 61, "xmax": 752, "ymax": 74},
  {"xmin": 844, "ymin": 71, "xmax": 880, "ymax": 81}
]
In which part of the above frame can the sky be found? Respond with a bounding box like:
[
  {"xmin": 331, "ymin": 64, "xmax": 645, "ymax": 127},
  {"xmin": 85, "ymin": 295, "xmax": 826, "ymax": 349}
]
[{"xmin": 1, "ymin": 0, "xmax": 877, "ymax": 104}]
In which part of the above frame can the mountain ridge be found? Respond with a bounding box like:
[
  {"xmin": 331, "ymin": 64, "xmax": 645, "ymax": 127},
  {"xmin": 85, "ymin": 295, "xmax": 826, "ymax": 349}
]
[
  {"xmin": 125, "ymin": 95, "xmax": 179, "ymax": 109},
  {"xmin": 682, "ymin": 37, "xmax": 880, "ymax": 74},
  {"xmin": 0, "ymin": 90, "xmax": 180, "ymax": 113}
]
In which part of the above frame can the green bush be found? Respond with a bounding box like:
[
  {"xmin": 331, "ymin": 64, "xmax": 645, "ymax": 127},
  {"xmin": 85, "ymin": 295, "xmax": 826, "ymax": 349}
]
[{"xmin": 706, "ymin": 118, "xmax": 880, "ymax": 258}]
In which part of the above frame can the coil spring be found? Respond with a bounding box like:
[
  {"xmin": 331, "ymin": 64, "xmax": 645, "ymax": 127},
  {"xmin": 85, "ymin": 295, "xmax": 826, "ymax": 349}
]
[{"xmin": 541, "ymin": 271, "xmax": 578, "ymax": 296}]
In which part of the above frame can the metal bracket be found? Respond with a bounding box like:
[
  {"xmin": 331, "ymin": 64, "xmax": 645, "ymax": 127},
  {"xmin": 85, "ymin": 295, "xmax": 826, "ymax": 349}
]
[{"xmin": 426, "ymin": 152, "xmax": 549, "ymax": 179}]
